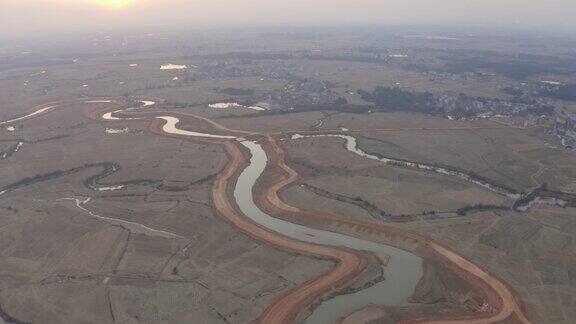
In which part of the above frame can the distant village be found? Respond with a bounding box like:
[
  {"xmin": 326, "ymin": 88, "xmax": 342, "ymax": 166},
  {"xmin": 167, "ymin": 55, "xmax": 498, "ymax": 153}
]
[
  {"xmin": 176, "ymin": 49, "xmax": 576, "ymax": 151},
  {"xmin": 551, "ymin": 114, "xmax": 576, "ymax": 150}
]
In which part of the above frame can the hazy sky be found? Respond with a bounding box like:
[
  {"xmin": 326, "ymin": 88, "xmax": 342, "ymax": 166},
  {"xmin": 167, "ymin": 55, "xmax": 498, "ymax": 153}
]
[{"xmin": 2, "ymin": 0, "xmax": 575, "ymax": 38}]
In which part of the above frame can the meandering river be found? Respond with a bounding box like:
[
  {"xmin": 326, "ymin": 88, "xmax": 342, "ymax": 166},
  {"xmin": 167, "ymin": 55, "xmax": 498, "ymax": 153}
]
[
  {"xmin": 0, "ymin": 99, "xmax": 529, "ymax": 323},
  {"xmin": 156, "ymin": 115, "xmax": 422, "ymax": 323},
  {"xmin": 236, "ymin": 140, "xmax": 422, "ymax": 323},
  {"xmin": 101, "ymin": 100, "xmax": 155, "ymax": 120},
  {"xmin": 292, "ymin": 134, "xmax": 521, "ymax": 199}
]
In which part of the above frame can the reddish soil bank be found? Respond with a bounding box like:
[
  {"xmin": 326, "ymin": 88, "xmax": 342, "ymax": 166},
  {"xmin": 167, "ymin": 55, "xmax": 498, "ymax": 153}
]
[
  {"xmin": 257, "ymin": 135, "xmax": 529, "ymax": 323},
  {"xmin": 147, "ymin": 118, "xmax": 370, "ymax": 324}
]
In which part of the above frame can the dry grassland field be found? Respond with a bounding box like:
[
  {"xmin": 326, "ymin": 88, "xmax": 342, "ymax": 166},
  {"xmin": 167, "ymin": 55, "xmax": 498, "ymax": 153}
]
[
  {"xmin": 1, "ymin": 26, "xmax": 575, "ymax": 324},
  {"xmin": 0, "ymin": 101, "xmax": 332, "ymax": 323}
]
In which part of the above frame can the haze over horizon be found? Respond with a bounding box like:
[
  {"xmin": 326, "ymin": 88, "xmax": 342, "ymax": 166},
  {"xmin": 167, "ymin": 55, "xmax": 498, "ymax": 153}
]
[{"xmin": 2, "ymin": 0, "xmax": 575, "ymax": 38}]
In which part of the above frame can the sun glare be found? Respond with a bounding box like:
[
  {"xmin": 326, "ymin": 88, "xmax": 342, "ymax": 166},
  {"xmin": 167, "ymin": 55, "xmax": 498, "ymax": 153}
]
[{"xmin": 94, "ymin": 0, "xmax": 135, "ymax": 9}]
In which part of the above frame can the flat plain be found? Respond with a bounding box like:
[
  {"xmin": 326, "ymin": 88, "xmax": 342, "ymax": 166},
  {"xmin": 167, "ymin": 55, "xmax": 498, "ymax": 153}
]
[{"xmin": 1, "ymin": 27, "xmax": 575, "ymax": 323}]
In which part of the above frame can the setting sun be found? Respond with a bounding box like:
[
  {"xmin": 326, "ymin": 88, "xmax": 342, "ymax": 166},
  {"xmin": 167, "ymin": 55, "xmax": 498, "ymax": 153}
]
[{"xmin": 93, "ymin": 0, "xmax": 135, "ymax": 9}]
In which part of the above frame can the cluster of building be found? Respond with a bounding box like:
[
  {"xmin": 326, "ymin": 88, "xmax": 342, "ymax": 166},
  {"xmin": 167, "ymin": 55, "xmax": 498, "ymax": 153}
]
[
  {"xmin": 551, "ymin": 114, "xmax": 576, "ymax": 150},
  {"xmin": 435, "ymin": 93, "xmax": 552, "ymax": 120},
  {"xmin": 265, "ymin": 79, "xmax": 340, "ymax": 108}
]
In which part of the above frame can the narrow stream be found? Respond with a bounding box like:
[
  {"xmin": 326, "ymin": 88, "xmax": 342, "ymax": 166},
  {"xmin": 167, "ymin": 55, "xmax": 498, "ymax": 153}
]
[
  {"xmin": 514, "ymin": 196, "xmax": 568, "ymax": 212},
  {"xmin": 0, "ymin": 105, "xmax": 58, "ymax": 125},
  {"xmin": 101, "ymin": 100, "xmax": 155, "ymax": 120},
  {"xmin": 60, "ymin": 197, "xmax": 181, "ymax": 239},
  {"xmin": 292, "ymin": 134, "xmax": 521, "ymax": 199}
]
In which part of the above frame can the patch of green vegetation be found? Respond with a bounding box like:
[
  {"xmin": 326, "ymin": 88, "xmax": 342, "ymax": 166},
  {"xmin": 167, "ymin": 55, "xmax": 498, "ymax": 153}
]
[
  {"xmin": 540, "ymin": 84, "xmax": 576, "ymax": 101},
  {"xmin": 219, "ymin": 88, "xmax": 255, "ymax": 96},
  {"xmin": 357, "ymin": 86, "xmax": 435, "ymax": 113}
]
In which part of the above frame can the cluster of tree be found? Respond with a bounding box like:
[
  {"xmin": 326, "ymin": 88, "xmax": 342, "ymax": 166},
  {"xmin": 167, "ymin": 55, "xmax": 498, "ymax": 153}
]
[
  {"xmin": 1, "ymin": 162, "xmax": 112, "ymax": 193},
  {"xmin": 0, "ymin": 55, "xmax": 71, "ymax": 71},
  {"xmin": 526, "ymin": 105, "xmax": 555, "ymax": 115},
  {"xmin": 435, "ymin": 54, "xmax": 570, "ymax": 80},
  {"xmin": 456, "ymin": 204, "xmax": 509, "ymax": 216},
  {"xmin": 219, "ymin": 104, "xmax": 371, "ymax": 119},
  {"xmin": 219, "ymin": 88, "xmax": 254, "ymax": 96},
  {"xmin": 304, "ymin": 54, "xmax": 389, "ymax": 64},
  {"xmin": 482, "ymin": 62, "xmax": 553, "ymax": 80},
  {"xmin": 540, "ymin": 84, "xmax": 576, "ymax": 101},
  {"xmin": 502, "ymin": 87, "xmax": 523, "ymax": 97},
  {"xmin": 203, "ymin": 52, "xmax": 291, "ymax": 61},
  {"xmin": 6, "ymin": 206, "xmax": 19, "ymax": 213},
  {"xmin": 335, "ymin": 97, "xmax": 348, "ymax": 105},
  {"xmin": 358, "ymin": 86, "xmax": 435, "ymax": 113}
]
